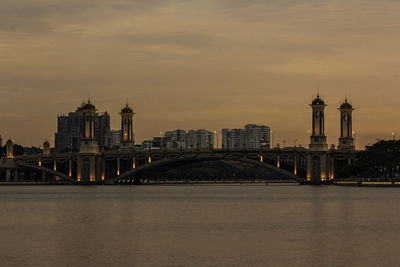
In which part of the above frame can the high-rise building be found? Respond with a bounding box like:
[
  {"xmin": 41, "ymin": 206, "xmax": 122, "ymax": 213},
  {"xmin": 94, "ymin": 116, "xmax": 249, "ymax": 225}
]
[
  {"xmin": 165, "ymin": 129, "xmax": 187, "ymax": 149},
  {"xmin": 165, "ymin": 129, "xmax": 186, "ymax": 142},
  {"xmin": 55, "ymin": 101, "xmax": 111, "ymax": 152},
  {"xmin": 222, "ymin": 128, "xmax": 245, "ymax": 149},
  {"xmin": 110, "ymin": 130, "xmax": 121, "ymax": 148},
  {"xmin": 160, "ymin": 129, "xmax": 214, "ymax": 149},
  {"xmin": 244, "ymin": 124, "xmax": 270, "ymax": 148},
  {"xmin": 185, "ymin": 129, "xmax": 214, "ymax": 149},
  {"xmin": 222, "ymin": 124, "xmax": 270, "ymax": 149}
]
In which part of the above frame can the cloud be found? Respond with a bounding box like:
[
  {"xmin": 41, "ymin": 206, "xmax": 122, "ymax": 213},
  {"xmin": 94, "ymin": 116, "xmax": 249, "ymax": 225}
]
[
  {"xmin": 117, "ymin": 32, "xmax": 219, "ymax": 49},
  {"xmin": 0, "ymin": 0, "xmax": 400, "ymax": 146},
  {"xmin": 0, "ymin": 0, "xmax": 170, "ymax": 33}
]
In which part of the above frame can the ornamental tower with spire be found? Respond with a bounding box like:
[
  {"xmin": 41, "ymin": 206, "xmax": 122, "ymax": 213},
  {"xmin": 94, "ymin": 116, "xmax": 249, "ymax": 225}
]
[
  {"xmin": 306, "ymin": 94, "xmax": 331, "ymax": 183},
  {"xmin": 309, "ymin": 94, "xmax": 328, "ymax": 151},
  {"xmin": 79, "ymin": 98, "xmax": 99, "ymax": 154},
  {"xmin": 120, "ymin": 103, "xmax": 135, "ymax": 149},
  {"xmin": 338, "ymin": 98, "xmax": 355, "ymax": 151}
]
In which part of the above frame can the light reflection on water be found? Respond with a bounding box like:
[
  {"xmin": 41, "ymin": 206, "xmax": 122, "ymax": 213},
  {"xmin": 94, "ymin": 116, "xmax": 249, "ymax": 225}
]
[{"xmin": 0, "ymin": 185, "xmax": 399, "ymax": 266}]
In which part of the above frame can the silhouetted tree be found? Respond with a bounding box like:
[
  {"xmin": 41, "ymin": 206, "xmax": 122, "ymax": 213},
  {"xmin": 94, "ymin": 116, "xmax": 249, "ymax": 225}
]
[{"xmin": 353, "ymin": 140, "xmax": 400, "ymax": 178}]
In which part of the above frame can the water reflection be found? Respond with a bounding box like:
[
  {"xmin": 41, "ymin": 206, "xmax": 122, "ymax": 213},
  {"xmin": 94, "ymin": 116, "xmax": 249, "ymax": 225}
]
[{"xmin": 0, "ymin": 186, "xmax": 400, "ymax": 266}]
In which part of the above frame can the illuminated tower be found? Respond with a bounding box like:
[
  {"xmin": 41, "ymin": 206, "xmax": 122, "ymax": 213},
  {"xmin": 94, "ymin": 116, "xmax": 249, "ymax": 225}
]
[
  {"xmin": 338, "ymin": 99, "xmax": 355, "ymax": 151},
  {"xmin": 6, "ymin": 139, "xmax": 14, "ymax": 158},
  {"xmin": 77, "ymin": 99, "xmax": 100, "ymax": 183},
  {"xmin": 307, "ymin": 94, "xmax": 329, "ymax": 182},
  {"xmin": 79, "ymin": 99, "xmax": 99, "ymax": 153},
  {"xmin": 309, "ymin": 94, "xmax": 328, "ymax": 151},
  {"xmin": 120, "ymin": 103, "xmax": 135, "ymax": 149},
  {"xmin": 43, "ymin": 140, "xmax": 50, "ymax": 155}
]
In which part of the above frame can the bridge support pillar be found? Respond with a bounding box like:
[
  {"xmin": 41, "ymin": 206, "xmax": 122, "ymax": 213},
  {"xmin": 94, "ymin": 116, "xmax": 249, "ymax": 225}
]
[
  {"xmin": 90, "ymin": 157, "xmax": 96, "ymax": 182},
  {"xmin": 69, "ymin": 159, "xmax": 72, "ymax": 177},
  {"xmin": 307, "ymin": 152, "xmax": 328, "ymax": 183},
  {"xmin": 277, "ymin": 155, "xmax": 280, "ymax": 168},
  {"xmin": 329, "ymin": 154, "xmax": 335, "ymax": 180},
  {"xmin": 101, "ymin": 158, "xmax": 106, "ymax": 181},
  {"xmin": 117, "ymin": 156, "xmax": 120, "ymax": 176},
  {"xmin": 294, "ymin": 156, "xmax": 297, "ymax": 175},
  {"xmin": 6, "ymin": 169, "xmax": 11, "ymax": 182},
  {"xmin": 53, "ymin": 159, "xmax": 57, "ymax": 181},
  {"xmin": 77, "ymin": 156, "xmax": 97, "ymax": 182},
  {"xmin": 77, "ymin": 159, "xmax": 81, "ymax": 182},
  {"xmin": 95, "ymin": 157, "xmax": 101, "ymax": 182}
]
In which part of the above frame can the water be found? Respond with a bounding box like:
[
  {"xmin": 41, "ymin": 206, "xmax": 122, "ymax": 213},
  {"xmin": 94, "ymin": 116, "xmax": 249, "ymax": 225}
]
[{"xmin": 0, "ymin": 185, "xmax": 400, "ymax": 267}]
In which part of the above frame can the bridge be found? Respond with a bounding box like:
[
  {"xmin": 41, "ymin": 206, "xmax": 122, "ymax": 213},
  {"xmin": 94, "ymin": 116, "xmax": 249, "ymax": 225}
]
[
  {"xmin": 0, "ymin": 96, "xmax": 358, "ymax": 185},
  {"xmin": 0, "ymin": 146, "xmax": 357, "ymax": 185}
]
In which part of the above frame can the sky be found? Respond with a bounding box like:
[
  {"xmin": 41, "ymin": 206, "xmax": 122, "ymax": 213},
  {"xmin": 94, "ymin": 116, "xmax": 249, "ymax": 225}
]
[{"xmin": 0, "ymin": 0, "xmax": 400, "ymax": 148}]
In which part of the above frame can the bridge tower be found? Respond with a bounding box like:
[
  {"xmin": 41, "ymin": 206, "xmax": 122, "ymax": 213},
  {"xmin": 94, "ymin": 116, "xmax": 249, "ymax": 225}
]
[
  {"xmin": 119, "ymin": 103, "xmax": 135, "ymax": 149},
  {"xmin": 0, "ymin": 139, "xmax": 18, "ymax": 182},
  {"xmin": 79, "ymin": 99, "xmax": 99, "ymax": 154},
  {"xmin": 337, "ymin": 99, "xmax": 355, "ymax": 151},
  {"xmin": 307, "ymin": 94, "xmax": 329, "ymax": 182},
  {"xmin": 6, "ymin": 139, "xmax": 14, "ymax": 158},
  {"xmin": 43, "ymin": 140, "xmax": 50, "ymax": 155},
  {"xmin": 78, "ymin": 99, "xmax": 100, "ymax": 182},
  {"xmin": 309, "ymin": 94, "xmax": 328, "ymax": 151}
]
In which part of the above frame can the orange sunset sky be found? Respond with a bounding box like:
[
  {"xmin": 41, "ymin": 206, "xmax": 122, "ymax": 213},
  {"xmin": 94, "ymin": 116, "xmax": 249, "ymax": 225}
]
[{"xmin": 1, "ymin": 0, "xmax": 400, "ymax": 148}]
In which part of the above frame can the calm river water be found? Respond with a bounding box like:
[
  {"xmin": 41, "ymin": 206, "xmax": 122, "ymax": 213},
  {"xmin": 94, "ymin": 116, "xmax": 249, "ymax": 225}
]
[{"xmin": 1, "ymin": 185, "xmax": 400, "ymax": 266}]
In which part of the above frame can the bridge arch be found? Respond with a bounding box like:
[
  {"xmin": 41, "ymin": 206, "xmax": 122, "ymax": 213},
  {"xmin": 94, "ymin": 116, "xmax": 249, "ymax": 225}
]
[
  {"xmin": 109, "ymin": 156, "xmax": 302, "ymax": 184},
  {"xmin": 16, "ymin": 162, "xmax": 76, "ymax": 183}
]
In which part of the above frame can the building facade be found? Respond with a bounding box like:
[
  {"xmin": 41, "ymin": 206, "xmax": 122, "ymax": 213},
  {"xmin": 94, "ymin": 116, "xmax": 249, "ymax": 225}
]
[
  {"xmin": 222, "ymin": 128, "xmax": 245, "ymax": 149},
  {"xmin": 244, "ymin": 124, "xmax": 271, "ymax": 149},
  {"xmin": 164, "ymin": 129, "xmax": 187, "ymax": 149},
  {"xmin": 144, "ymin": 129, "xmax": 215, "ymax": 149},
  {"xmin": 185, "ymin": 129, "xmax": 214, "ymax": 149},
  {"xmin": 110, "ymin": 130, "xmax": 121, "ymax": 148},
  {"xmin": 55, "ymin": 102, "xmax": 111, "ymax": 152},
  {"xmin": 222, "ymin": 124, "xmax": 270, "ymax": 149}
]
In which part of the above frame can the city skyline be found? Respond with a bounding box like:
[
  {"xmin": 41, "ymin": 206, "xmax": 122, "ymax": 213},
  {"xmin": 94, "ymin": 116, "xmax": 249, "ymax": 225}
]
[
  {"xmin": 1, "ymin": 2, "xmax": 400, "ymax": 266},
  {"xmin": 0, "ymin": 95, "xmax": 388, "ymax": 149},
  {"xmin": 1, "ymin": 0, "xmax": 400, "ymax": 148}
]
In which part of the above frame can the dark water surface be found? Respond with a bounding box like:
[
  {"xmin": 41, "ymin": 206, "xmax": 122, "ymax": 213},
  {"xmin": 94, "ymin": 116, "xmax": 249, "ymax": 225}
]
[{"xmin": 1, "ymin": 185, "xmax": 400, "ymax": 267}]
